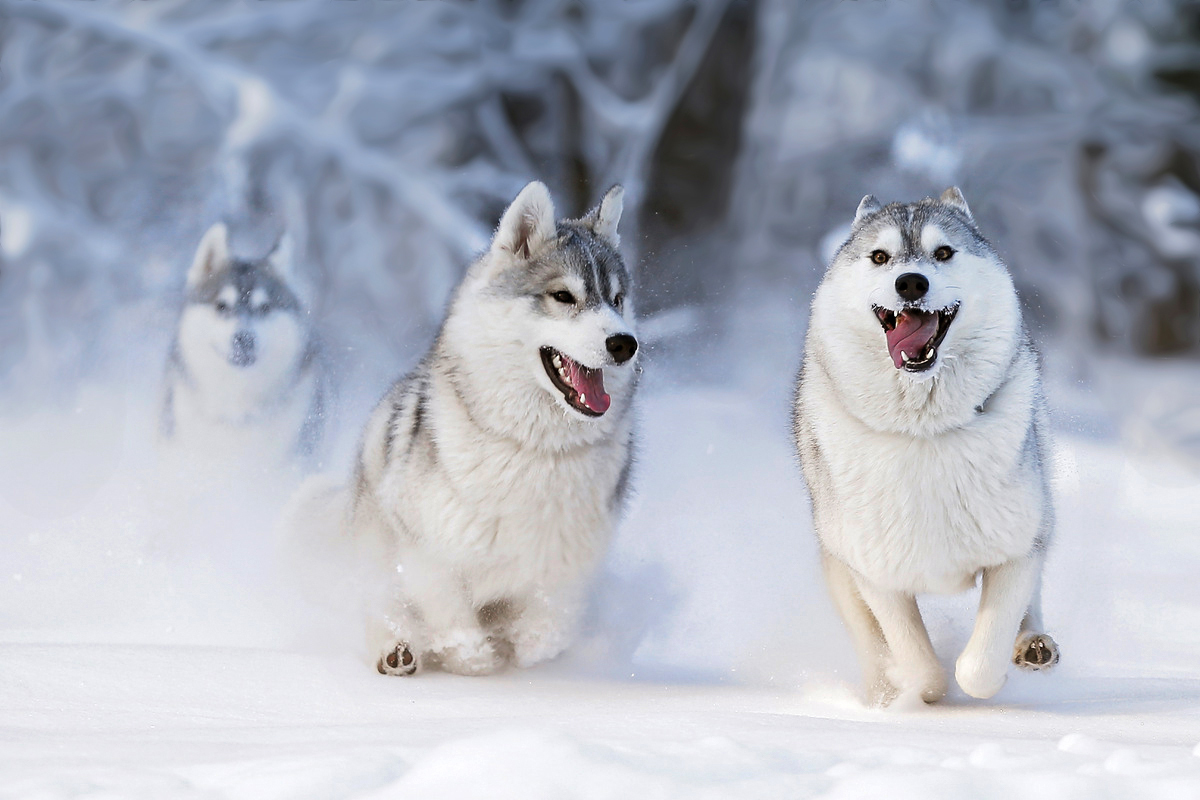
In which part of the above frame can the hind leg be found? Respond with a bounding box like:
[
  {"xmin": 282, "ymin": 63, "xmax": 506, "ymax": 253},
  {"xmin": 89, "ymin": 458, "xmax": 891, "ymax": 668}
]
[
  {"xmin": 854, "ymin": 575, "xmax": 947, "ymax": 704},
  {"xmin": 821, "ymin": 552, "xmax": 895, "ymax": 705},
  {"xmin": 956, "ymin": 554, "xmax": 1041, "ymax": 698},
  {"xmin": 1013, "ymin": 570, "xmax": 1059, "ymax": 671}
]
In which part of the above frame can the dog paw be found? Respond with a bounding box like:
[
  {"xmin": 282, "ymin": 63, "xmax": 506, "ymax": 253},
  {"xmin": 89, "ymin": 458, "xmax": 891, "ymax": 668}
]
[
  {"xmin": 509, "ymin": 624, "xmax": 572, "ymax": 669},
  {"xmin": 955, "ymin": 650, "xmax": 1007, "ymax": 699},
  {"xmin": 1014, "ymin": 633, "xmax": 1059, "ymax": 671},
  {"xmin": 376, "ymin": 643, "xmax": 418, "ymax": 676},
  {"xmin": 864, "ymin": 675, "xmax": 900, "ymax": 708},
  {"xmin": 431, "ymin": 632, "xmax": 502, "ymax": 676},
  {"xmin": 885, "ymin": 662, "xmax": 947, "ymax": 704}
]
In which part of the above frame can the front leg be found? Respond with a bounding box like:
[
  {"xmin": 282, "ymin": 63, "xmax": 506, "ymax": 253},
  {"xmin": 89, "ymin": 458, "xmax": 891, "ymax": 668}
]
[
  {"xmin": 376, "ymin": 555, "xmax": 501, "ymax": 677},
  {"xmin": 955, "ymin": 554, "xmax": 1040, "ymax": 699},
  {"xmin": 505, "ymin": 588, "xmax": 584, "ymax": 669},
  {"xmin": 371, "ymin": 604, "xmax": 423, "ymax": 676},
  {"xmin": 1014, "ymin": 568, "xmax": 1060, "ymax": 671},
  {"xmin": 821, "ymin": 552, "xmax": 895, "ymax": 705},
  {"xmin": 854, "ymin": 578, "xmax": 947, "ymax": 703}
]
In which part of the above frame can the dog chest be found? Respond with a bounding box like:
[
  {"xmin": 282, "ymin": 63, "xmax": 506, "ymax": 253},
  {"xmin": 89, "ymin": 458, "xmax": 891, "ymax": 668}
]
[
  {"xmin": 394, "ymin": 431, "xmax": 626, "ymax": 589},
  {"xmin": 812, "ymin": 403, "xmax": 1046, "ymax": 593}
]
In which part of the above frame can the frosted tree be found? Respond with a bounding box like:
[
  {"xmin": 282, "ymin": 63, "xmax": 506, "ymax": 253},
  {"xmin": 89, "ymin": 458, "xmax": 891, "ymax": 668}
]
[{"xmin": 0, "ymin": 0, "xmax": 736, "ymax": 401}]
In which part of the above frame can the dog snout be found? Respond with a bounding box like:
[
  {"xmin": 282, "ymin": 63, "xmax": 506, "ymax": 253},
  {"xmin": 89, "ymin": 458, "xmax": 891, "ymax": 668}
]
[
  {"xmin": 230, "ymin": 330, "xmax": 256, "ymax": 367},
  {"xmin": 895, "ymin": 272, "xmax": 929, "ymax": 303},
  {"xmin": 605, "ymin": 333, "xmax": 638, "ymax": 364}
]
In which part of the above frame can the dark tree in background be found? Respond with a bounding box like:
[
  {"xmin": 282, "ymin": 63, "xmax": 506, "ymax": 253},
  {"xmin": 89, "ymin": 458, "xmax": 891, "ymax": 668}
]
[{"xmin": 0, "ymin": 0, "xmax": 1196, "ymax": 409}]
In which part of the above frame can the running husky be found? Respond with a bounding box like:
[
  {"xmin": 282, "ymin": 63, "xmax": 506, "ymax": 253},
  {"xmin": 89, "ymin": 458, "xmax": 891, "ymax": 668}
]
[
  {"xmin": 161, "ymin": 223, "xmax": 325, "ymax": 466},
  {"xmin": 793, "ymin": 188, "xmax": 1058, "ymax": 705},
  {"xmin": 342, "ymin": 181, "xmax": 638, "ymax": 676}
]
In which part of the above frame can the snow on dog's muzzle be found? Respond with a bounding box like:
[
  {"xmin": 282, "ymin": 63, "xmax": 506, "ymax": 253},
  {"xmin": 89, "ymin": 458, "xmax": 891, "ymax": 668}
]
[
  {"xmin": 540, "ymin": 347, "xmax": 611, "ymax": 416},
  {"xmin": 873, "ymin": 304, "xmax": 959, "ymax": 372}
]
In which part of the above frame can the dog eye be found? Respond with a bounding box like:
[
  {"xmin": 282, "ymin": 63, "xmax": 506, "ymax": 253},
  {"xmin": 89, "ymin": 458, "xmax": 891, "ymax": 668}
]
[
  {"xmin": 613, "ymin": 292, "xmax": 624, "ymax": 310},
  {"xmin": 550, "ymin": 290, "xmax": 576, "ymax": 305},
  {"xmin": 870, "ymin": 250, "xmax": 890, "ymax": 265},
  {"xmin": 933, "ymin": 246, "xmax": 955, "ymax": 262}
]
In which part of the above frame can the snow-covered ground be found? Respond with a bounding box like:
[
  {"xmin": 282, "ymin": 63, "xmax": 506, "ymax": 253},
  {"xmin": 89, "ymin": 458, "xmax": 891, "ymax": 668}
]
[
  {"xmin": 2, "ymin": 316, "xmax": 1200, "ymax": 798},
  {"xmin": 5, "ymin": 644, "xmax": 1200, "ymax": 799}
]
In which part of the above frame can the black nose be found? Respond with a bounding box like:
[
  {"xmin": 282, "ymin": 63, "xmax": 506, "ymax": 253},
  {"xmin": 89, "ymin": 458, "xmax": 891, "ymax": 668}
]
[
  {"xmin": 230, "ymin": 331, "xmax": 256, "ymax": 367},
  {"xmin": 895, "ymin": 272, "xmax": 929, "ymax": 302},
  {"xmin": 606, "ymin": 333, "xmax": 638, "ymax": 364}
]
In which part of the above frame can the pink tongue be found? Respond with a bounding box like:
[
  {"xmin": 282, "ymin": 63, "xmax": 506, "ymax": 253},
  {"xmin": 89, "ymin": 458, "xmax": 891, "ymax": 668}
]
[
  {"xmin": 885, "ymin": 311, "xmax": 939, "ymax": 369},
  {"xmin": 566, "ymin": 360, "xmax": 611, "ymax": 414}
]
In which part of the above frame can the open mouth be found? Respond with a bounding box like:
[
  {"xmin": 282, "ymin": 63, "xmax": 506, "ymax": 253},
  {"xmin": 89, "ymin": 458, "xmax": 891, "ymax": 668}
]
[
  {"xmin": 872, "ymin": 304, "xmax": 959, "ymax": 372},
  {"xmin": 540, "ymin": 347, "xmax": 611, "ymax": 416}
]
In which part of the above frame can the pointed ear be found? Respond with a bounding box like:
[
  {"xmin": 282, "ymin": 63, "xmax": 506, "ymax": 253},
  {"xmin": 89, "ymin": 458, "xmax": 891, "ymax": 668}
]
[
  {"xmin": 939, "ymin": 187, "xmax": 973, "ymax": 221},
  {"xmin": 188, "ymin": 223, "xmax": 229, "ymax": 288},
  {"xmin": 267, "ymin": 232, "xmax": 294, "ymax": 279},
  {"xmin": 585, "ymin": 184, "xmax": 624, "ymax": 246},
  {"xmin": 491, "ymin": 181, "xmax": 557, "ymax": 260},
  {"xmin": 853, "ymin": 195, "xmax": 882, "ymax": 227}
]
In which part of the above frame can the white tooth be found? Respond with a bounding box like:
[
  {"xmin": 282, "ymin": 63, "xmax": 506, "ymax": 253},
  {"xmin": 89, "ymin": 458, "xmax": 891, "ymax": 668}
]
[
  {"xmin": 558, "ymin": 367, "xmax": 569, "ymax": 380},
  {"xmin": 552, "ymin": 354, "xmax": 562, "ymax": 368},
  {"xmin": 579, "ymin": 393, "xmax": 586, "ymax": 405},
  {"xmin": 901, "ymin": 351, "xmax": 910, "ymax": 363},
  {"xmin": 928, "ymin": 346, "xmax": 937, "ymax": 360}
]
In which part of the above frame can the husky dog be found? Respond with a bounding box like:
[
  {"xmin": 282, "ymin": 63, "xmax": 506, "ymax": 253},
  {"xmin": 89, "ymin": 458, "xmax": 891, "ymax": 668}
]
[
  {"xmin": 161, "ymin": 223, "xmax": 325, "ymax": 466},
  {"xmin": 345, "ymin": 181, "xmax": 638, "ymax": 676},
  {"xmin": 793, "ymin": 188, "xmax": 1058, "ymax": 704}
]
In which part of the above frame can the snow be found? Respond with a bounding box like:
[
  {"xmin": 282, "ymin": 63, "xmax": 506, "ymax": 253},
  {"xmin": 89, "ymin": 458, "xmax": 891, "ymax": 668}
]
[
  {"xmin": 2, "ymin": 321, "xmax": 1200, "ymax": 798},
  {"xmin": 3, "ymin": 648, "xmax": 1200, "ymax": 798}
]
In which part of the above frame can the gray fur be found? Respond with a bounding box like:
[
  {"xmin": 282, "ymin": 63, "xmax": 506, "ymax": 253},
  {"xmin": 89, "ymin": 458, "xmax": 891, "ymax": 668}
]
[
  {"xmin": 837, "ymin": 196, "xmax": 992, "ymax": 265},
  {"xmin": 186, "ymin": 258, "xmax": 301, "ymax": 315},
  {"xmin": 494, "ymin": 222, "xmax": 630, "ymax": 312}
]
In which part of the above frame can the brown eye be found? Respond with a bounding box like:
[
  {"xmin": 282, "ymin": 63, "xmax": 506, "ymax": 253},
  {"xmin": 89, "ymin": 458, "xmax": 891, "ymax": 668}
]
[
  {"xmin": 870, "ymin": 250, "xmax": 890, "ymax": 265},
  {"xmin": 613, "ymin": 292, "xmax": 624, "ymax": 310},
  {"xmin": 934, "ymin": 246, "xmax": 955, "ymax": 262},
  {"xmin": 551, "ymin": 290, "xmax": 576, "ymax": 305}
]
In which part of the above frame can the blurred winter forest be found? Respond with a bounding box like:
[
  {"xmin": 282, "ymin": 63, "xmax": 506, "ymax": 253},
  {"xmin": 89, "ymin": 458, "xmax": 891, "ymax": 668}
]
[{"xmin": 0, "ymin": 0, "xmax": 1198, "ymax": 434}]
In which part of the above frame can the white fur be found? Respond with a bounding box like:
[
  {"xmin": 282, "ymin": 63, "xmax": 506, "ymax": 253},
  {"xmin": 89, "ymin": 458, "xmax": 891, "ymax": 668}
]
[
  {"xmin": 491, "ymin": 180, "xmax": 558, "ymax": 262},
  {"xmin": 326, "ymin": 181, "xmax": 638, "ymax": 676},
  {"xmin": 187, "ymin": 222, "xmax": 229, "ymax": 288},
  {"xmin": 795, "ymin": 193, "xmax": 1056, "ymax": 704},
  {"xmin": 589, "ymin": 185, "xmax": 624, "ymax": 247}
]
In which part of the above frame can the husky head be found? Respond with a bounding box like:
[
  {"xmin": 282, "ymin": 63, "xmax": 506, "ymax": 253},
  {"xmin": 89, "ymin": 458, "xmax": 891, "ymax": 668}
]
[
  {"xmin": 443, "ymin": 182, "xmax": 638, "ymax": 445},
  {"xmin": 177, "ymin": 223, "xmax": 310, "ymax": 398},
  {"xmin": 810, "ymin": 188, "xmax": 1024, "ymax": 432}
]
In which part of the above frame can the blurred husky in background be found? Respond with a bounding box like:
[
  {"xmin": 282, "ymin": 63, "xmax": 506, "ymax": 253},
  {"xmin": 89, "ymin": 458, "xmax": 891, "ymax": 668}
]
[
  {"xmin": 793, "ymin": 188, "xmax": 1058, "ymax": 705},
  {"xmin": 161, "ymin": 223, "xmax": 326, "ymax": 468},
  {"xmin": 291, "ymin": 181, "xmax": 639, "ymax": 676}
]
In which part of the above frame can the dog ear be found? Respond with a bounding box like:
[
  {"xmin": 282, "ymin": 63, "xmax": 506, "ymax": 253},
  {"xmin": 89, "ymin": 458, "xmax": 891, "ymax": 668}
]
[
  {"xmin": 491, "ymin": 181, "xmax": 556, "ymax": 261},
  {"xmin": 267, "ymin": 232, "xmax": 294, "ymax": 279},
  {"xmin": 584, "ymin": 185, "xmax": 624, "ymax": 247},
  {"xmin": 939, "ymin": 187, "xmax": 973, "ymax": 221},
  {"xmin": 188, "ymin": 223, "xmax": 229, "ymax": 288},
  {"xmin": 853, "ymin": 195, "xmax": 882, "ymax": 227}
]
